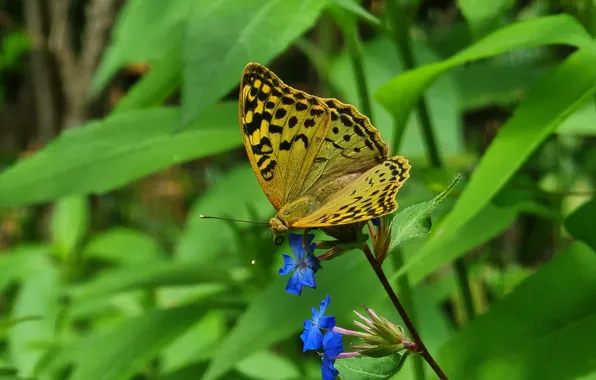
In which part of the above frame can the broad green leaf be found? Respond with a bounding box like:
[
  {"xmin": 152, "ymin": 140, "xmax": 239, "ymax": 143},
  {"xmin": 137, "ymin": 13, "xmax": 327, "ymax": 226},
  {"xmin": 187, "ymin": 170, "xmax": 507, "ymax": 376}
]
[
  {"xmin": 84, "ymin": 227, "xmax": 165, "ymax": 265},
  {"xmin": 202, "ymin": 252, "xmax": 380, "ymax": 380},
  {"xmin": 50, "ymin": 196, "xmax": 89, "ymax": 259},
  {"xmin": 92, "ymin": 0, "xmax": 194, "ymax": 95},
  {"xmin": 0, "ymin": 104, "xmax": 239, "ymax": 208},
  {"xmin": 330, "ymin": 37, "xmax": 463, "ymax": 157},
  {"xmin": 388, "ymin": 174, "xmax": 460, "ymax": 254},
  {"xmin": 235, "ymin": 351, "xmax": 300, "ymax": 380},
  {"xmin": 327, "ymin": 0, "xmax": 381, "ymax": 26},
  {"xmin": 181, "ymin": 0, "xmax": 326, "ymax": 126},
  {"xmin": 565, "ymin": 198, "xmax": 596, "ymax": 252},
  {"xmin": 67, "ymin": 260, "xmax": 232, "ymax": 303},
  {"xmin": 400, "ymin": 47, "xmax": 596, "ymax": 282},
  {"xmin": 375, "ymin": 14, "xmax": 593, "ymax": 131},
  {"xmin": 439, "ymin": 242, "xmax": 596, "ymax": 379},
  {"xmin": 336, "ymin": 353, "xmax": 409, "ymax": 380},
  {"xmin": 114, "ymin": 44, "xmax": 183, "ymax": 112},
  {"xmin": 404, "ymin": 203, "xmax": 518, "ymax": 285},
  {"xmin": 68, "ymin": 300, "xmax": 216, "ymax": 380},
  {"xmin": 8, "ymin": 255, "xmax": 60, "ymax": 378},
  {"xmin": 174, "ymin": 165, "xmax": 274, "ymax": 261}
]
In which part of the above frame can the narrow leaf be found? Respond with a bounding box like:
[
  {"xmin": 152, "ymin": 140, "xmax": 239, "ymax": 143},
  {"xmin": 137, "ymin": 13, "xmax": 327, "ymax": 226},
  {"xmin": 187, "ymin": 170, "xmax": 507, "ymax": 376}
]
[
  {"xmin": 0, "ymin": 105, "xmax": 239, "ymax": 208},
  {"xmin": 565, "ymin": 199, "xmax": 596, "ymax": 252},
  {"xmin": 439, "ymin": 242, "xmax": 596, "ymax": 379},
  {"xmin": 398, "ymin": 47, "xmax": 596, "ymax": 282},
  {"xmin": 375, "ymin": 14, "xmax": 593, "ymax": 130},
  {"xmin": 181, "ymin": 0, "xmax": 326, "ymax": 127}
]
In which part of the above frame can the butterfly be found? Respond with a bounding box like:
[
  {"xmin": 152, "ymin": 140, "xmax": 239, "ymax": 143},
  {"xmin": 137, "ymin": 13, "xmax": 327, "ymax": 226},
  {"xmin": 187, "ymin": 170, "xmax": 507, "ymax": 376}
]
[{"xmin": 239, "ymin": 62, "xmax": 411, "ymax": 242}]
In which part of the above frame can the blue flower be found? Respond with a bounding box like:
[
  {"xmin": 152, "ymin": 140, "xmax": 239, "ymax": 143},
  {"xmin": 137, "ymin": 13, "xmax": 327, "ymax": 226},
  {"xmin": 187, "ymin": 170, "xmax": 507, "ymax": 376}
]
[
  {"xmin": 371, "ymin": 217, "xmax": 381, "ymax": 227},
  {"xmin": 279, "ymin": 233, "xmax": 320, "ymax": 296},
  {"xmin": 321, "ymin": 331, "xmax": 344, "ymax": 380},
  {"xmin": 300, "ymin": 295, "xmax": 336, "ymax": 351}
]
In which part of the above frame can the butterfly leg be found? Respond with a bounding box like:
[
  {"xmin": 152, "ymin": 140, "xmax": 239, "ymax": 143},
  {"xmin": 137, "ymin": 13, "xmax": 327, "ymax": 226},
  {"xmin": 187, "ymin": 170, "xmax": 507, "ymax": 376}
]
[{"xmin": 302, "ymin": 228, "xmax": 315, "ymax": 255}]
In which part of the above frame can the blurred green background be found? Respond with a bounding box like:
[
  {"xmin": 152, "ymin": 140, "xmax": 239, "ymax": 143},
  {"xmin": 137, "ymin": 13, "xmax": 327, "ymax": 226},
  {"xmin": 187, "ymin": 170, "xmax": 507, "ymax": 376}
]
[{"xmin": 1, "ymin": 0, "xmax": 596, "ymax": 379}]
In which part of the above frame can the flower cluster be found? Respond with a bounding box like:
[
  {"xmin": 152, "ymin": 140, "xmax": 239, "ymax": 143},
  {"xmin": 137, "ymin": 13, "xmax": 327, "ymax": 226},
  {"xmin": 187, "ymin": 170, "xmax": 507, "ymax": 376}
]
[
  {"xmin": 300, "ymin": 295, "xmax": 415, "ymax": 379},
  {"xmin": 300, "ymin": 295, "xmax": 344, "ymax": 380},
  {"xmin": 278, "ymin": 233, "xmax": 320, "ymax": 295}
]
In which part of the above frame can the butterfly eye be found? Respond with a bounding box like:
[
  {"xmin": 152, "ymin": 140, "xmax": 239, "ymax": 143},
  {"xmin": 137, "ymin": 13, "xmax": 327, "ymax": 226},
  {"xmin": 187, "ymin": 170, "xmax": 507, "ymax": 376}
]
[
  {"xmin": 274, "ymin": 236, "xmax": 284, "ymax": 245},
  {"xmin": 282, "ymin": 209, "xmax": 291, "ymax": 216}
]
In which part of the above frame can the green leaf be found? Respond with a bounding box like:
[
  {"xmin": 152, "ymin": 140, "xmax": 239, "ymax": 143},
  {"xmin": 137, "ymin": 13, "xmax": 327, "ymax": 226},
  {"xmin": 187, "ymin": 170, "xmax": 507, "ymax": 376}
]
[
  {"xmin": 201, "ymin": 252, "xmax": 380, "ymax": 380},
  {"xmin": 400, "ymin": 47, "xmax": 596, "ymax": 283},
  {"xmin": 457, "ymin": 0, "xmax": 510, "ymax": 40},
  {"xmin": 84, "ymin": 227, "xmax": 165, "ymax": 265},
  {"xmin": 375, "ymin": 14, "xmax": 593, "ymax": 131},
  {"xmin": 68, "ymin": 300, "xmax": 215, "ymax": 380},
  {"xmin": 0, "ymin": 105, "xmax": 239, "ymax": 208},
  {"xmin": 439, "ymin": 242, "xmax": 596, "ymax": 379},
  {"xmin": 327, "ymin": 0, "xmax": 381, "ymax": 26},
  {"xmin": 92, "ymin": 0, "xmax": 194, "ymax": 95},
  {"xmin": 0, "ymin": 31, "xmax": 31, "ymax": 69},
  {"xmin": 565, "ymin": 198, "xmax": 596, "ymax": 252},
  {"xmin": 336, "ymin": 353, "xmax": 409, "ymax": 380},
  {"xmin": 235, "ymin": 351, "xmax": 300, "ymax": 380},
  {"xmin": 8, "ymin": 255, "xmax": 60, "ymax": 378},
  {"xmin": 114, "ymin": 45, "xmax": 183, "ymax": 112},
  {"xmin": 174, "ymin": 165, "xmax": 274, "ymax": 261},
  {"xmin": 50, "ymin": 196, "xmax": 89, "ymax": 259},
  {"xmin": 388, "ymin": 174, "xmax": 461, "ymax": 253},
  {"xmin": 330, "ymin": 36, "xmax": 464, "ymax": 157},
  {"xmin": 67, "ymin": 260, "xmax": 231, "ymax": 303},
  {"xmin": 180, "ymin": 0, "xmax": 326, "ymax": 127},
  {"xmin": 0, "ymin": 245, "xmax": 46, "ymax": 291},
  {"xmin": 404, "ymin": 203, "xmax": 518, "ymax": 285},
  {"xmin": 161, "ymin": 311, "xmax": 225, "ymax": 372}
]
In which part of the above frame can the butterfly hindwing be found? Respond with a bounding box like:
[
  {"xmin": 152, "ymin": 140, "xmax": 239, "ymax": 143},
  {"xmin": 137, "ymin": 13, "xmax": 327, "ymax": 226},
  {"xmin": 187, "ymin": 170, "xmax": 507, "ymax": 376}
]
[
  {"xmin": 300, "ymin": 98, "xmax": 389, "ymax": 196},
  {"xmin": 239, "ymin": 63, "xmax": 331, "ymax": 209},
  {"xmin": 292, "ymin": 156, "xmax": 411, "ymax": 227}
]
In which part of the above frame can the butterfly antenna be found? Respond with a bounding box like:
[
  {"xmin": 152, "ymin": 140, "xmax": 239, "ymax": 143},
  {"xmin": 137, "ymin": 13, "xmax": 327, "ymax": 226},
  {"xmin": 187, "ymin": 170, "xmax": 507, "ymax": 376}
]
[{"xmin": 199, "ymin": 215, "xmax": 269, "ymax": 225}]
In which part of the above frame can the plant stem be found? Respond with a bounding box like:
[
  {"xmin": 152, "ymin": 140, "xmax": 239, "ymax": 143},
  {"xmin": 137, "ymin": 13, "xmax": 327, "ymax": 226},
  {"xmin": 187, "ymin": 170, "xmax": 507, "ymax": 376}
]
[
  {"xmin": 391, "ymin": 248, "xmax": 426, "ymax": 380},
  {"xmin": 339, "ymin": 15, "xmax": 373, "ymax": 119},
  {"xmin": 363, "ymin": 244, "xmax": 448, "ymax": 379},
  {"xmin": 454, "ymin": 258, "xmax": 475, "ymax": 322},
  {"xmin": 385, "ymin": 0, "xmax": 475, "ymax": 322}
]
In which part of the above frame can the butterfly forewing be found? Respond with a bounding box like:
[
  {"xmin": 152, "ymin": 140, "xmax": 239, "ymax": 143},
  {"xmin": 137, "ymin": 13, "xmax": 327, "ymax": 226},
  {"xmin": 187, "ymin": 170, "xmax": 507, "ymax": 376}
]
[
  {"xmin": 239, "ymin": 63, "xmax": 331, "ymax": 209},
  {"xmin": 292, "ymin": 156, "xmax": 411, "ymax": 227}
]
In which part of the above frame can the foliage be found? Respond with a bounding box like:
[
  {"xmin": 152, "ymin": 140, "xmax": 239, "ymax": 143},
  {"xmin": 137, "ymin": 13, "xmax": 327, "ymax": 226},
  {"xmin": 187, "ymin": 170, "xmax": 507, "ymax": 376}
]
[{"xmin": 1, "ymin": 0, "xmax": 596, "ymax": 379}]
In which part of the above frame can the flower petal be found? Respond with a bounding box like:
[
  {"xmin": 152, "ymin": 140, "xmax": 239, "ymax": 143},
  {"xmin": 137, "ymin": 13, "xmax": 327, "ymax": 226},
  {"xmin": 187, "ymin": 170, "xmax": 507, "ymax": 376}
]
[
  {"xmin": 288, "ymin": 233, "xmax": 303, "ymax": 253},
  {"xmin": 323, "ymin": 331, "xmax": 344, "ymax": 358},
  {"xmin": 278, "ymin": 253, "xmax": 298, "ymax": 275},
  {"xmin": 318, "ymin": 315, "xmax": 336, "ymax": 330},
  {"xmin": 300, "ymin": 267, "xmax": 316, "ymax": 289},
  {"xmin": 319, "ymin": 295, "xmax": 332, "ymax": 316},
  {"xmin": 285, "ymin": 271, "xmax": 303, "ymax": 295},
  {"xmin": 301, "ymin": 324, "xmax": 324, "ymax": 351},
  {"xmin": 321, "ymin": 358, "xmax": 339, "ymax": 380},
  {"xmin": 305, "ymin": 253, "xmax": 321, "ymax": 271}
]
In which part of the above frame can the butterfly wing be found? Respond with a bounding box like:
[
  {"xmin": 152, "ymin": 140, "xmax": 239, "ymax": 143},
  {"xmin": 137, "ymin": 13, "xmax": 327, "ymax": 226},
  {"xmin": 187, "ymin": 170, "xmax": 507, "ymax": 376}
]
[
  {"xmin": 239, "ymin": 63, "xmax": 331, "ymax": 210},
  {"xmin": 292, "ymin": 156, "xmax": 411, "ymax": 228},
  {"xmin": 298, "ymin": 98, "xmax": 389, "ymax": 197}
]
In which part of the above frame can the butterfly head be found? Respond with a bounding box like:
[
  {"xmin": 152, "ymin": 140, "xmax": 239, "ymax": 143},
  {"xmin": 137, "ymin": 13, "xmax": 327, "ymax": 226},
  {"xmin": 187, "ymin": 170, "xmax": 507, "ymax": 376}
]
[{"xmin": 269, "ymin": 216, "xmax": 289, "ymax": 241}]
